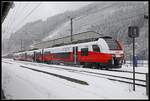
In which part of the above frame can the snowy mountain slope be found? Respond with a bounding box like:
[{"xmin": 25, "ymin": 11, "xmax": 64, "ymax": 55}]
[{"xmin": 43, "ymin": 2, "xmax": 147, "ymax": 41}]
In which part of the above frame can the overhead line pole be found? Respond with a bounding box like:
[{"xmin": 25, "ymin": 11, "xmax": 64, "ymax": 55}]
[
  {"xmin": 133, "ymin": 37, "xmax": 135, "ymax": 91},
  {"xmin": 21, "ymin": 39, "xmax": 22, "ymax": 51},
  {"xmin": 70, "ymin": 18, "xmax": 73, "ymax": 42}
]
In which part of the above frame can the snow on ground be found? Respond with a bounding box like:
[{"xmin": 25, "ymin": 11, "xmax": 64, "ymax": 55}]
[
  {"xmin": 14, "ymin": 61, "xmax": 146, "ymax": 85},
  {"xmin": 120, "ymin": 64, "xmax": 148, "ymax": 73},
  {"xmin": 2, "ymin": 58, "xmax": 148, "ymax": 99},
  {"xmin": 12, "ymin": 59, "xmax": 147, "ymax": 83}
]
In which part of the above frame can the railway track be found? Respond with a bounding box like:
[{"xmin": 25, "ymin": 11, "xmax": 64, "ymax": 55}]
[
  {"xmin": 104, "ymin": 69, "xmax": 147, "ymax": 75},
  {"xmin": 21, "ymin": 64, "xmax": 146, "ymax": 87},
  {"xmin": 37, "ymin": 64, "xmax": 146, "ymax": 87},
  {"xmin": 3, "ymin": 60, "xmax": 147, "ymax": 87},
  {"xmin": 14, "ymin": 60, "xmax": 147, "ymax": 75},
  {"xmin": 20, "ymin": 65, "xmax": 89, "ymax": 85}
]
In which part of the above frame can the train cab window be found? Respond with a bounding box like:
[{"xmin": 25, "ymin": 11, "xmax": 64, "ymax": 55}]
[
  {"xmin": 81, "ymin": 48, "xmax": 88, "ymax": 56},
  {"xmin": 104, "ymin": 39, "xmax": 122, "ymax": 50},
  {"xmin": 92, "ymin": 45, "xmax": 100, "ymax": 52}
]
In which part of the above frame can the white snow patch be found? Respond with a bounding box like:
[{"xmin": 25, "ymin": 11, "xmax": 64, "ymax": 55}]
[{"xmin": 2, "ymin": 58, "xmax": 148, "ymax": 99}]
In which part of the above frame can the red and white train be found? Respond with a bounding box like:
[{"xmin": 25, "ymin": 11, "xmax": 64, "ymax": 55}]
[{"xmin": 13, "ymin": 36, "xmax": 124, "ymax": 69}]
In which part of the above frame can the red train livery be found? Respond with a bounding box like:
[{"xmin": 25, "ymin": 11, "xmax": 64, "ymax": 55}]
[{"xmin": 13, "ymin": 36, "xmax": 124, "ymax": 69}]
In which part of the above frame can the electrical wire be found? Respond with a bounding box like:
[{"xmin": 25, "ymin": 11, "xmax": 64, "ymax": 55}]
[
  {"xmin": 4, "ymin": 3, "xmax": 21, "ymax": 35},
  {"xmin": 12, "ymin": 2, "xmax": 42, "ymax": 32},
  {"xmin": 8, "ymin": 2, "xmax": 30, "ymax": 34}
]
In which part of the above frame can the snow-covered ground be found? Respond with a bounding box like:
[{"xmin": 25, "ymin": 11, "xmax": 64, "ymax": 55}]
[{"xmin": 2, "ymin": 58, "xmax": 148, "ymax": 99}]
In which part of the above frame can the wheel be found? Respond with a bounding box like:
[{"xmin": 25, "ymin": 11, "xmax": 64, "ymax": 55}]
[
  {"xmin": 98, "ymin": 65, "xmax": 103, "ymax": 70},
  {"xmin": 91, "ymin": 65, "xmax": 97, "ymax": 69},
  {"xmin": 105, "ymin": 67, "xmax": 109, "ymax": 70},
  {"xmin": 83, "ymin": 65, "xmax": 86, "ymax": 68},
  {"xmin": 105, "ymin": 66, "xmax": 109, "ymax": 70},
  {"xmin": 47, "ymin": 61, "xmax": 51, "ymax": 64},
  {"xmin": 83, "ymin": 63, "xmax": 91, "ymax": 68},
  {"xmin": 91, "ymin": 64, "xmax": 98, "ymax": 69}
]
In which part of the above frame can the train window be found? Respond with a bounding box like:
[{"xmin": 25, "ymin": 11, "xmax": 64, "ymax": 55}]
[
  {"xmin": 44, "ymin": 51, "xmax": 50, "ymax": 55},
  {"xmin": 53, "ymin": 52, "xmax": 70, "ymax": 58},
  {"xmin": 104, "ymin": 39, "xmax": 122, "ymax": 50},
  {"xmin": 81, "ymin": 48, "xmax": 88, "ymax": 56},
  {"xmin": 92, "ymin": 45, "xmax": 100, "ymax": 52},
  {"xmin": 36, "ymin": 52, "xmax": 41, "ymax": 56}
]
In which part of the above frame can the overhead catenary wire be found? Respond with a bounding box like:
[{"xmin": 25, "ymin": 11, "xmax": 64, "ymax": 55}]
[
  {"xmin": 8, "ymin": 3, "xmax": 31, "ymax": 34},
  {"xmin": 64, "ymin": 6, "xmax": 145, "ymax": 44},
  {"xmin": 10, "ymin": 3, "xmax": 32, "ymax": 27},
  {"xmin": 12, "ymin": 2, "xmax": 42, "ymax": 33},
  {"xmin": 35, "ymin": 12, "xmax": 146, "ymax": 46},
  {"xmin": 9, "ymin": 3, "xmax": 25, "ymax": 35},
  {"xmin": 3, "ymin": 2, "xmax": 41, "ymax": 53},
  {"xmin": 4, "ymin": 3, "xmax": 21, "ymax": 35},
  {"xmin": 74, "ymin": 6, "xmax": 146, "ymax": 23},
  {"xmin": 72, "ymin": 8, "xmax": 145, "ymax": 37},
  {"xmin": 63, "ymin": 6, "xmax": 146, "ymax": 42},
  {"xmin": 73, "ymin": 2, "xmax": 117, "ymax": 22},
  {"xmin": 8, "ymin": 3, "xmax": 146, "ymax": 35},
  {"xmin": 67, "ymin": 12, "xmax": 145, "ymax": 39},
  {"xmin": 4, "ymin": 3, "xmax": 146, "ymax": 43},
  {"xmin": 5, "ymin": 2, "xmax": 29, "ymax": 35},
  {"xmin": 4, "ymin": 2, "xmax": 41, "ymax": 35},
  {"xmin": 87, "ymin": 12, "xmax": 145, "ymax": 40}
]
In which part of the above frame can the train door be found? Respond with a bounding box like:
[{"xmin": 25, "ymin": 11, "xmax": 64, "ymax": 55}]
[
  {"xmin": 73, "ymin": 46, "xmax": 78, "ymax": 64},
  {"xmin": 42, "ymin": 49, "xmax": 44, "ymax": 62},
  {"xmin": 25, "ymin": 53, "xmax": 27, "ymax": 60},
  {"xmin": 33, "ymin": 51, "xmax": 36, "ymax": 62}
]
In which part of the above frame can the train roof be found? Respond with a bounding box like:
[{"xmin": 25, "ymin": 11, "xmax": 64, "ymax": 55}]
[
  {"xmin": 50, "ymin": 36, "xmax": 112, "ymax": 48},
  {"xmin": 13, "ymin": 36, "xmax": 113, "ymax": 54},
  {"xmin": 44, "ymin": 36, "xmax": 112, "ymax": 51}
]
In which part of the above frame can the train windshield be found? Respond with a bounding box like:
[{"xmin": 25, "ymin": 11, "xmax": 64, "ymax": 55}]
[{"xmin": 104, "ymin": 39, "xmax": 122, "ymax": 50}]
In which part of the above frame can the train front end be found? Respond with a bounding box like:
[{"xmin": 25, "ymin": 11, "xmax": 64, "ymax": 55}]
[{"xmin": 98, "ymin": 37, "xmax": 124, "ymax": 68}]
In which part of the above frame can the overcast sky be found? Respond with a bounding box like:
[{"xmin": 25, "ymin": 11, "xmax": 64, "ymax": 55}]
[{"xmin": 2, "ymin": 2, "xmax": 93, "ymax": 40}]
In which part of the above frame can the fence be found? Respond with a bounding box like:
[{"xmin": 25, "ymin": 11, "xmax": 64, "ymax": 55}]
[{"xmin": 125, "ymin": 60, "xmax": 148, "ymax": 67}]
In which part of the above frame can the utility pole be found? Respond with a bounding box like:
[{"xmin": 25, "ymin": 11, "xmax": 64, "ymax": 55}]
[
  {"xmin": 42, "ymin": 48, "xmax": 44, "ymax": 63},
  {"xmin": 21, "ymin": 39, "xmax": 22, "ymax": 51},
  {"xmin": 70, "ymin": 18, "xmax": 73, "ymax": 42}
]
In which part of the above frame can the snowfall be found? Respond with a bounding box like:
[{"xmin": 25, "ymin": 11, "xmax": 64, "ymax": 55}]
[{"xmin": 2, "ymin": 58, "xmax": 148, "ymax": 99}]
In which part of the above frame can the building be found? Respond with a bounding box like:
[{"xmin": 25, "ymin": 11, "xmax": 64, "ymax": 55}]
[{"xmin": 30, "ymin": 31, "xmax": 103, "ymax": 49}]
